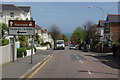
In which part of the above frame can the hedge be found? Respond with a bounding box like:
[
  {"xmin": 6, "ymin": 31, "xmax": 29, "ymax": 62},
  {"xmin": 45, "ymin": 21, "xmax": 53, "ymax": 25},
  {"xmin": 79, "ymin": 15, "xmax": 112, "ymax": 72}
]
[
  {"xmin": 1, "ymin": 39, "xmax": 9, "ymax": 46},
  {"xmin": 17, "ymin": 48, "xmax": 27, "ymax": 58}
]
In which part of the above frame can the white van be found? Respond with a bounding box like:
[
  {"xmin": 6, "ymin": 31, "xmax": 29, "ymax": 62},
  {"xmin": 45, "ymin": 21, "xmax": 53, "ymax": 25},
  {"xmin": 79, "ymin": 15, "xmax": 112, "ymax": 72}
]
[{"xmin": 56, "ymin": 40, "xmax": 65, "ymax": 50}]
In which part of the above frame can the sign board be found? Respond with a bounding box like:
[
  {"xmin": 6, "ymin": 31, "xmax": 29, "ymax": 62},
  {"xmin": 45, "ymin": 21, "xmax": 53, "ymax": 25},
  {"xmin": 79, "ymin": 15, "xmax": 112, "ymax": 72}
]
[
  {"xmin": 9, "ymin": 20, "xmax": 35, "ymax": 36},
  {"xmin": 104, "ymin": 33, "xmax": 113, "ymax": 36}
]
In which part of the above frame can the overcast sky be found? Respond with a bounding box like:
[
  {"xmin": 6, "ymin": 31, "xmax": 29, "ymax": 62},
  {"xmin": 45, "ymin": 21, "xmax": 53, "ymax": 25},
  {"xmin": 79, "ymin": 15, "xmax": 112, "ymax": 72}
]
[{"xmin": 3, "ymin": 2, "xmax": 118, "ymax": 33}]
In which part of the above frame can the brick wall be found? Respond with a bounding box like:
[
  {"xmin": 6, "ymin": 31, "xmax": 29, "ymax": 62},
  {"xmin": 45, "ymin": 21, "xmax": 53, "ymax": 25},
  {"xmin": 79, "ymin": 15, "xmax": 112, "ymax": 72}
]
[{"xmin": 110, "ymin": 23, "xmax": 120, "ymax": 42}]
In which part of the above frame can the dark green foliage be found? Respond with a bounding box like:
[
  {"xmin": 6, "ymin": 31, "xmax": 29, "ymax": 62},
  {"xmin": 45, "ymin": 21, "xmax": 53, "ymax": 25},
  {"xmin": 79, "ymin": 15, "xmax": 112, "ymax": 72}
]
[
  {"xmin": 2, "ymin": 39, "xmax": 9, "ymax": 46},
  {"xmin": 40, "ymin": 42, "xmax": 46, "ymax": 46},
  {"xmin": 45, "ymin": 42, "xmax": 52, "ymax": 48},
  {"xmin": 26, "ymin": 47, "xmax": 31, "ymax": 50},
  {"xmin": 17, "ymin": 48, "xmax": 27, "ymax": 58},
  {"xmin": 33, "ymin": 46, "xmax": 36, "ymax": 52},
  {"xmin": 1, "ymin": 23, "xmax": 8, "ymax": 37}
]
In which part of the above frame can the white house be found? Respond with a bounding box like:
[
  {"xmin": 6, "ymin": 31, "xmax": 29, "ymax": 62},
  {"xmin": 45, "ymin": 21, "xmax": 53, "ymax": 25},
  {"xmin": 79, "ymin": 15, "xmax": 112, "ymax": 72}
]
[
  {"xmin": 96, "ymin": 20, "xmax": 105, "ymax": 42},
  {"xmin": 35, "ymin": 25, "xmax": 54, "ymax": 48},
  {"xmin": 0, "ymin": 4, "xmax": 31, "ymax": 24}
]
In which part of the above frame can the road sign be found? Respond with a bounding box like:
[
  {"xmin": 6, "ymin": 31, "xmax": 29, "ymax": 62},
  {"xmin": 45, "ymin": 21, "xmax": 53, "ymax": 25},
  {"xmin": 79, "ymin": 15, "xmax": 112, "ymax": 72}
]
[{"xmin": 9, "ymin": 20, "xmax": 35, "ymax": 35}]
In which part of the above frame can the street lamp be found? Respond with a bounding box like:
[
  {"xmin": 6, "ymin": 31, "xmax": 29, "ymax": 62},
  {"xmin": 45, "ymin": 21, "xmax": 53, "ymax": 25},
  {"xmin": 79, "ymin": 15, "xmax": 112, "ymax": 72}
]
[
  {"xmin": 88, "ymin": 5, "xmax": 105, "ymax": 53},
  {"xmin": 88, "ymin": 6, "xmax": 105, "ymax": 19}
]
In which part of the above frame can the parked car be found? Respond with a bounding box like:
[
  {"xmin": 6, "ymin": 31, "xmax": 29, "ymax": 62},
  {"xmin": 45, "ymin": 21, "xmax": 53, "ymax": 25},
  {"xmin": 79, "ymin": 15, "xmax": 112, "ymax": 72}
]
[{"xmin": 69, "ymin": 44, "xmax": 77, "ymax": 50}]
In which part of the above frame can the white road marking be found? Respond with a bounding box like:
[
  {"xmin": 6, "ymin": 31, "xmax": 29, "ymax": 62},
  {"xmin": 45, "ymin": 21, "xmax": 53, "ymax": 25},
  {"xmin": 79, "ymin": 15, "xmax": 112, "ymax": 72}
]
[
  {"xmin": 79, "ymin": 60, "xmax": 83, "ymax": 63},
  {"xmin": 74, "ymin": 54, "xmax": 83, "ymax": 63},
  {"xmin": 88, "ymin": 70, "xmax": 92, "ymax": 75}
]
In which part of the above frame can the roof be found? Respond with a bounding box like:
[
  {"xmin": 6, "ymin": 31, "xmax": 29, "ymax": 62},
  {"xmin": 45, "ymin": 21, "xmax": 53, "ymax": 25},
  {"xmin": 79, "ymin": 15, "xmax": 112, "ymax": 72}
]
[
  {"xmin": 97, "ymin": 20, "xmax": 105, "ymax": 27},
  {"xmin": 41, "ymin": 29, "xmax": 48, "ymax": 33},
  {"xmin": 17, "ymin": 6, "xmax": 31, "ymax": 12},
  {"xmin": 106, "ymin": 14, "xmax": 120, "ymax": 22},
  {"xmin": 1, "ymin": 4, "xmax": 30, "ymax": 13},
  {"xmin": 0, "ymin": 4, "xmax": 21, "ymax": 11},
  {"xmin": 35, "ymin": 25, "xmax": 42, "ymax": 30}
]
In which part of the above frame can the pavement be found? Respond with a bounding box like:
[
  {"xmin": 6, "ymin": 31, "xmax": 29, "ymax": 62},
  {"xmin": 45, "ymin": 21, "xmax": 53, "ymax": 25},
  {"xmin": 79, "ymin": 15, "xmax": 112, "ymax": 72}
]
[
  {"xmin": 1, "ymin": 49, "xmax": 53, "ymax": 79},
  {"xmin": 29, "ymin": 47, "xmax": 119, "ymax": 79}
]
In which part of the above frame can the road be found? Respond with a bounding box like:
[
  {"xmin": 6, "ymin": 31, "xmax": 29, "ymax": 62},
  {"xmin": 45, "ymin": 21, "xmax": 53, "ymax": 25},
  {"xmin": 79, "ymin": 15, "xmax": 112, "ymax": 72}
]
[{"xmin": 30, "ymin": 47, "xmax": 119, "ymax": 79}]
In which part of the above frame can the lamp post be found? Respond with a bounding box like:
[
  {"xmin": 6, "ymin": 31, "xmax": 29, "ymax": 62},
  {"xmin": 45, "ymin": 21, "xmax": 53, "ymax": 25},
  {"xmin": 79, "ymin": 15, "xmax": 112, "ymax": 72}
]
[
  {"xmin": 88, "ymin": 6, "xmax": 105, "ymax": 53},
  {"xmin": 88, "ymin": 6, "xmax": 105, "ymax": 20}
]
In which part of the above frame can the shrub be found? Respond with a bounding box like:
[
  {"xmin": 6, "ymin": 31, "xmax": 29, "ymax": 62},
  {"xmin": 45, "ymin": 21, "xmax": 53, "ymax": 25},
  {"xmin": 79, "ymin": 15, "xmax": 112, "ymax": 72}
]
[
  {"xmin": 20, "ymin": 41, "xmax": 26, "ymax": 48},
  {"xmin": 17, "ymin": 48, "xmax": 27, "ymax": 58},
  {"xmin": 40, "ymin": 42, "xmax": 46, "ymax": 46},
  {"xmin": 2, "ymin": 39, "xmax": 9, "ymax": 46},
  {"xmin": 45, "ymin": 42, "xmax": 52, "ymax": 48},
  {"xmin": 26, "ymin": 47, "xmax": 31, "ymax": 50},
  {"xmin": 33, "ymin": 46, "xmax": 36, "ymax": 52}
]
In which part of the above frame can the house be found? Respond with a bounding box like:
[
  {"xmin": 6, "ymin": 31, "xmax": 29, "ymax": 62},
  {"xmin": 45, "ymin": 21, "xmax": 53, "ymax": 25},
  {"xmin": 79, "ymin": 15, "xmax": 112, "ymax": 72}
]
[
  {"xmin": 96, "ymin": 20, "xmax": 105, "ymax": 42},
  {"xmin": 35, "ymin": 25, "xmax": 54, "ymax": 48},
  {"xmin": 0, "ymin": 4, "xmax": 31, "ymax": 24},
  {"xmin": 104, "ymin": 14, "xmax": 120, "ymax": 42}
]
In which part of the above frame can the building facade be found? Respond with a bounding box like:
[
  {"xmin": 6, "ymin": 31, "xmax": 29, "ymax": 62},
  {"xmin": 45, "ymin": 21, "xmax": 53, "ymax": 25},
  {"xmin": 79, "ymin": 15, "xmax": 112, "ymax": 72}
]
[
  {"xmin": 104, "ymin": 14, "xmax": 120, "ymax": 42},
  {"xmin": 96, "ymin": 20, "xmax": 105, "ymax": 42},
  {"xmin": 0, "ymin": 4, "xmax": 31, "ymax": 24}
]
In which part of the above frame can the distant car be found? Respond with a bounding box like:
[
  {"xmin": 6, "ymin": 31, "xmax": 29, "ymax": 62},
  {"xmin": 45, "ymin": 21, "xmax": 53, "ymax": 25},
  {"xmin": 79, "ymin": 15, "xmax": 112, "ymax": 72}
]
[{"xmin": 69, "ymin": 45, "xmax": 77, "ymax": 50}]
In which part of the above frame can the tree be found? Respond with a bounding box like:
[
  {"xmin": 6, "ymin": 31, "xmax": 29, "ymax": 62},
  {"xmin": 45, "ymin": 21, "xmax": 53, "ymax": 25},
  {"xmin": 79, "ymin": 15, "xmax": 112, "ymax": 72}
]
[
  {"xmin": 34, "ymin": 33, "xmax": 40, "ymax": 44},
  {"xmin": 49, "ymin": 25, "xmax": 61, "ymax": 49},
  {"xmin": 83, "ymin": 21, "xmax": 96, "ymax": 44},
  {"xmin": 18, "ymin": 36, "xmax": 27, "ymax": 47},
  {"xmin": 62, "ymin": 34, "xmax": 69, "ymax": 43},
  {"xmin": 1, "ymin": 23, "xmax": 8, "ymax": 37},
  {"xmin": 71, "ymin": 27, "xmax": 85, "ymax": 44}
]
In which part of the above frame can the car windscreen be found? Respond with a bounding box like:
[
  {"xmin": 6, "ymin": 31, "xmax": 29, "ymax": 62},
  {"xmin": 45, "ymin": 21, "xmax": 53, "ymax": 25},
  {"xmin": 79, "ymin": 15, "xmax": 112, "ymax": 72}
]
[
  {"xmin": 57, "ymin": 41, "xmax": 64, "ymax": 44},
  {"xmin": 70, "ymin": 45, "xmax": 75, "ymax": 47}
]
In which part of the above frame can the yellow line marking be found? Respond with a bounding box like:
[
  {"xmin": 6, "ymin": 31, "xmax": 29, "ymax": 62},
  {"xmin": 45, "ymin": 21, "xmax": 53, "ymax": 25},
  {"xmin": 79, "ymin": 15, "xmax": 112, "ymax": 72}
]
[{"xmin": 26, "ymin": 54, "xmax": 53, "ymax": 80}]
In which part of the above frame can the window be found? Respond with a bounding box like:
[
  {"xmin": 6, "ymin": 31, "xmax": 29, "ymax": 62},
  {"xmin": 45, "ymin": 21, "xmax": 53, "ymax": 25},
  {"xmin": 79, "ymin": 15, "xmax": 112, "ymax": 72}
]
[
  {"xmin": 0, "ymin": 13, "xmax": 3, "ymax": 17},
  {"xmin": 10, "ymin": 12, "xmax": 14, "ymax": 17}
]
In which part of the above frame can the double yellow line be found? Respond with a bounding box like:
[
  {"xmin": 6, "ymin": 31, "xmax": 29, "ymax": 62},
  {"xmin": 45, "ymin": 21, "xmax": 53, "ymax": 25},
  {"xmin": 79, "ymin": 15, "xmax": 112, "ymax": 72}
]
[{"xmin": 26, "ymin": 54, "xmax": 53, "ymax": 80}]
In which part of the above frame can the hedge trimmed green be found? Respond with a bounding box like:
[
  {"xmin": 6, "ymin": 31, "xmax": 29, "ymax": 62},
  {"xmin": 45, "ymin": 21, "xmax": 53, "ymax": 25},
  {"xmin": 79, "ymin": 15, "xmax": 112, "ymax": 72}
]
[
  {"xmin": 17, "ymin": 48, "xmax": 27, "ymax": 58},
  {"xmin": 33, "ymin": 46, "xmax": 36, "ymax": 52},
  {"xmin": 2, "ymin": 39, "xmax": 9, "ymax": 46}
]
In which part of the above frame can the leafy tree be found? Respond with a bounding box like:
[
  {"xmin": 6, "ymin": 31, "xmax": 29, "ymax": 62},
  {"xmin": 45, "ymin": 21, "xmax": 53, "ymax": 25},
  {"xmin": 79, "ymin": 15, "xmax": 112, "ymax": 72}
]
[
  {"xmin": 71, "ymin": 27, "xmax": 85, "ymax": 44},
  {"xmin": 1, "ymin": 23, "xmax": 8, "ymax": 37},
  {"xmin": 18, "ymin": 36, "xmax": 27, "ymax": 47},
  {"xmin": 62, "ymin": 34, "xmax": 69, "ymax": 43}
]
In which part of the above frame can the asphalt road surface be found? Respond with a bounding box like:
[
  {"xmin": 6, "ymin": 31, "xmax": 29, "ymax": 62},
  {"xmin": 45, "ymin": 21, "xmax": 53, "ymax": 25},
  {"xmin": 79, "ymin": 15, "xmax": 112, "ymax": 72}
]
[{"xmin": 30, "ymin": 47, "xmax": 119, "ymax": 79}]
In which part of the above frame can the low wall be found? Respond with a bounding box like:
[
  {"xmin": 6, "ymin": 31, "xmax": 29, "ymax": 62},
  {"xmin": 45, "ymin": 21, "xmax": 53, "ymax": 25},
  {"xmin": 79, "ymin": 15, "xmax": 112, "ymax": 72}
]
[
  {"xmin": 0, "ymin": 43, "xmax": 17, "ymax": 65},
  {"xmin": 26, "ymin": 49, "xmax": 35, "ymax": 57},
  {"xmin": 36, "ymin": 46, "xmax": 47, "ymax": 50}
]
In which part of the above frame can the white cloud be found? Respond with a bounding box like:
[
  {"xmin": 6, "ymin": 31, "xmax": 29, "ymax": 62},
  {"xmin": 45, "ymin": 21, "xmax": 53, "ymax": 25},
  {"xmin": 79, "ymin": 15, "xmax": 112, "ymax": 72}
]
[{"xmin": 1, "ymin": 0, "xmax": 120, "ymax": 2}]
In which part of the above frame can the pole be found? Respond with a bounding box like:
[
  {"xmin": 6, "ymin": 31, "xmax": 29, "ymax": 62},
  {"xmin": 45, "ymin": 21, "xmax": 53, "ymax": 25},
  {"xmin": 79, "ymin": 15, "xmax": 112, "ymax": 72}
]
[
  {"xmin": 102, "ymin": 42, "xmax": 104, "ymax": 53},
  {"xmin": 31, "ymin": 35, "xmax": 34, "ymax": 64},
  {"xmin": 13, "ymin": 35, "xmax": 15, "ymax": 62}
]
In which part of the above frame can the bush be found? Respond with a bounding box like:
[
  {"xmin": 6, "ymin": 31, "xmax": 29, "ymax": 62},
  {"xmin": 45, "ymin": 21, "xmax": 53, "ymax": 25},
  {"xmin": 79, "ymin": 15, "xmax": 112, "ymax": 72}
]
[
  {"xmin": 40, "ymin": 42, "xmax": 46, "ymax": 46},
  {"xmin": 20, "ymin": 41, "xmax": 26, "ymax": 47},
  {"xmin": 17, "ymin": 48, "xmax": 27, "ymax": 58},
  {"xmin": 45, "ymin": 42, "xmax": 52, "ymax": 48},
  {"xmin": 33, "ymin": 46, "xmax": 36, "ymax": 52},
  {"xmin": 2, "ymin": 39, "xmax": 9, "ymax": 46},
  {"xmin": 26, "ymin": 47, "xmax": 31, "ymax": 50}
]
